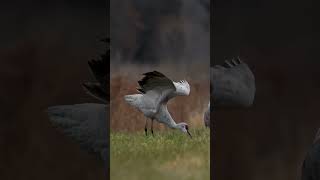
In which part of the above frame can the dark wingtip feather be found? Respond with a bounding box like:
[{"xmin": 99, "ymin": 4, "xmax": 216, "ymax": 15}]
[
  {"xmin": 82, "ymin": 82, "xmax": 108, "ymax": 103},
  {"xmin": 137, "ymin": 70, "xmax": 174, "ymax": 93},
  {"xmin": 136, "ymin": 88, "xmax": 145, "ymax": 93},
  {"xmin": 222, "ymin": 57, "xmax": 245, "ymax": 68},
  {"xmin": 138, "ymin": 80, "xmax": 143, "ymax": 86}
]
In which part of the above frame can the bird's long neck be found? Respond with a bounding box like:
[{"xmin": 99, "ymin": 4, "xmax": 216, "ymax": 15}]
[
  {"xmin": 166, "ymin": 115, "xmax": 184, "ymax": 130},
  {"xmin": 167, "ymin": 115, "xmax": 179, "ymax": 129},
  {"xmin": 159, "ymin": 104, "xmax": 179, "ymax": 129}
]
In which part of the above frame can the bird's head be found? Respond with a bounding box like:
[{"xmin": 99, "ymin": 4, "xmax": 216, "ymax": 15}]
[{"xmin": 177, "ymin": 122, "xmax": 192, "ymax": 138}]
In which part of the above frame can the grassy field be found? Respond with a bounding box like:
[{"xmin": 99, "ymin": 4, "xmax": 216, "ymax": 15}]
[
  {"xmin": 110, "ymin": 128, "xmax": 210, "ymax": 180},
  {"xmin": 110, "ymin": 64, "xmax": 210, "ymax": 179}
]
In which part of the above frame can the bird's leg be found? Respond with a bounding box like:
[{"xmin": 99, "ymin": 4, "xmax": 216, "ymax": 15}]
[
  {"xmin": 151, "ymin": 119, "xmax": 154, "ymax": 136},
  {"xmin": 145, "ymin": 118, "xmax": 148, "ymax": 136}
]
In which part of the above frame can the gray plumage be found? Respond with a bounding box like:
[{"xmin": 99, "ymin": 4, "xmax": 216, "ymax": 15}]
[
  {"xmin": 206, "ymin": 57, "xmax": 256, "ymax": 128},
  {"xmin": 47, "ymin": 38, "xmax": 109, "ymax": 163},
  {"xmin": 211, "ymin": 57, "xmax": 255, "ymax": 108},
  {"xmin": 124, "ymin": 71, "xmax": 192, "ymax": 138},
  {"xmin": 47, "ymin": 103, "xmax": 108, "ymax": 162},
  {"xmin": 301, "ymin": 128, "xmax": 320, "ymax": 180}
]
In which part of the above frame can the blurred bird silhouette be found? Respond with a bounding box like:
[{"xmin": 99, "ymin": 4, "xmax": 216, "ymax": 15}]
[
  {"xmin": 207, "ymin": 57, "xmax": 256, "ymax": 129},
  {"xmin": 47, "ymin": 38, "xmax": 109, "ymax": 164}
]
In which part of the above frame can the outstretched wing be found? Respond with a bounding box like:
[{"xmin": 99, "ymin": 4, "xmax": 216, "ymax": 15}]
[
  {"xmin": 129, "ymin": 71, "xmax": 190, "ymax": 115},
  {"xmin": 137, "ymin": 71, "xmax": 175, "ymax": 94},
  {"xmin": 137, "ymin": 71, "xmax": 176, "ymax": 105},
  {"xmin": 301, "ymin": 128, "xmax": 320, "ymax": 180},
  {"xmin": 82, "ymin": 38, "xmax": 109, "ymax": 103},
  {"xmin": 211, "ymin": 57, "xmax": 255, "ymax": 108},
  {"xmin": 137, "ymin": 71, "xmax": 190, "ymax": 104},
  {"xmin": 47, "ymin": 103, "xmax": 108, "ymax": 163}
]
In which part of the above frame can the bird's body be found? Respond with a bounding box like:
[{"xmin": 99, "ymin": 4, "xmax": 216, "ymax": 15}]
[{"xmin": 124, "ymin": 71, "xmax": 192, "ymax": 137}]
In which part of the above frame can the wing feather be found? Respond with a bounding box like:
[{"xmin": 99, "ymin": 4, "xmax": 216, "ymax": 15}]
[
  {"xmin": 137, "ymin": 71, "xmax": 176, "ymax": 106},
  {"xmin": 82, "ymin": 82, "xmax": 107, "ymax": 103},
  {"xmin": 134, "ymin": 71, "xmax": 189, "ymax": 113},
  {"xmin": 137, "ymin": 71, "xmax": 175, "ymax": 93},
  {"xmin": 47, "ymin": 103, "xmax": 108, "ymax": 162},
  {"xmin": 211, "ymin": 57, "xmax": 255, "ymax": 108},
  {"xmin": 83, "ymin": 38, "xmax": 109, "ymax": 103}
]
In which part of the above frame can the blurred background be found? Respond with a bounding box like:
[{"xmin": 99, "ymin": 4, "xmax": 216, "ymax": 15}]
[
  {"xmin": 213, "ymin": 0, "xmax": 320, "ymax": 180},
  {"xmin": 110, "ymin": 0, "xmax": 210, "ymax": 132},
  {"xmin": 0, "ymin": 1, "xmax": 107, "ymax": 179}
]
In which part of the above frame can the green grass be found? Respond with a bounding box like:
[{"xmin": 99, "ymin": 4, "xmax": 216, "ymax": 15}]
[{"xmin": 110, "ymin": 128, "xmax": 210, "ymax": 180}]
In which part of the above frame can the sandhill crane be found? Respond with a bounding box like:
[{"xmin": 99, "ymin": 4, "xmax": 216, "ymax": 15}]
[
  {"xmin": 47, "ymin": 38, "xmax": 109, "ymax": 164},
  {"xmin": 124, "ymin": 71, "xmax": 192, "ymax": 138},
  {"xmin": 205, "ymin": 57, "xmax": 256, "ymax": 128},
  {"xmin": 301, "ymin": 128, "xmax": 320, "ymax": 180}
]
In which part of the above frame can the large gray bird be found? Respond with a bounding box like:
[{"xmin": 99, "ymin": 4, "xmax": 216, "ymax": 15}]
[
  {"xmin": 301, "ymin": 128, "xmax": 320, "ymax": 180},
  {"xmin": 124, "ymin": 71, "xmax": 192, "ymax": 138},
  {"xmin": 47, "ymin": 38, "xmax": 109, "ymax": 164},
  {"xmin": 206, "ymin": 57, "xmax": 256, "ymax": 128}
]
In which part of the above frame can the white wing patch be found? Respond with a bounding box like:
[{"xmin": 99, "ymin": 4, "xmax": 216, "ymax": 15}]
[{"xmin": 173, "ymin": 80, "xmax": 190, "ymax": 96}]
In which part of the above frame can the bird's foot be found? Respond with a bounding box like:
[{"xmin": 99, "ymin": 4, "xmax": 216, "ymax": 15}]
[
  {"xmin": 145, "ymin": 128, "xmax": 148, "ymax": 136},
  {"xmin": 151, "ymin": 130, "xmax": 154, "ymax": 136}
]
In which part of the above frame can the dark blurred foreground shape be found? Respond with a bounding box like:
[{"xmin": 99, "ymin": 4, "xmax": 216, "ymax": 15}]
[
  {"xmin": 0, "ymin": 1, "xmax": 107, "ymax": 179},
  {"xmin": 47, "ymin": 38, "xmax": 109, "ymax": 166},
  {"xmin": 208, "ymin": 58, "xmax": 256, "ymax": 128},
  {"xmin": 301, "ymin": 129, "xmax": 320, "ymax": 180},
  {"xmin": 210, "ymin": 58, "xmax": 256, "ymax": 180},
  {"xmin": 211, "ymin": 58, "xmax": 255, "ymax": 108},
  {"xmin": 212, "ymin": 0, "xmax": 320, "ymax": 179}
]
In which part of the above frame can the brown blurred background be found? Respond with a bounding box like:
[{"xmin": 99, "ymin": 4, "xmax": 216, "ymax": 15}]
[
  {"xmin": 110, "ymin": 0, "xmax": 210, "ymax": 132},
  {"xmin": 213, "ymin": 0, "xmax": 320, "ymax": 180},
  {"xmin": 0, "ymin": 1, "xmax": 107, "ymax": 179}
]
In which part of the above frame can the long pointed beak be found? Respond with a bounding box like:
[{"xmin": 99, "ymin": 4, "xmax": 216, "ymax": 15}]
[{"xmin": 187, "ymin": 130, "xmax": 192, "ymax": 138}]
